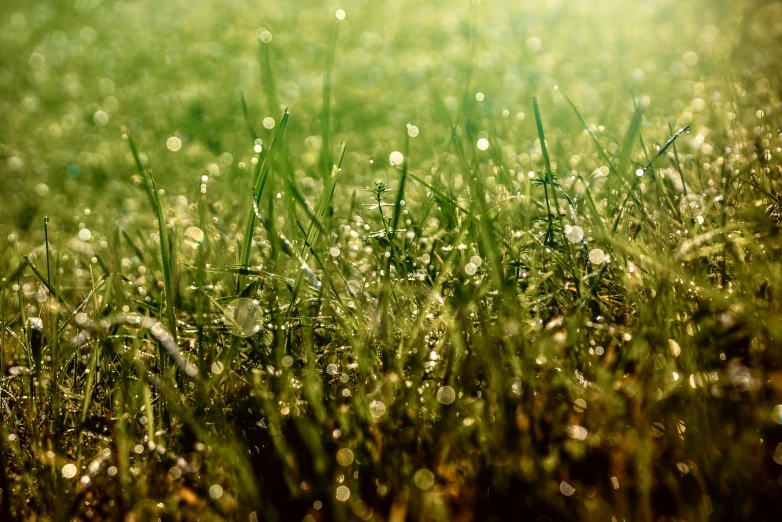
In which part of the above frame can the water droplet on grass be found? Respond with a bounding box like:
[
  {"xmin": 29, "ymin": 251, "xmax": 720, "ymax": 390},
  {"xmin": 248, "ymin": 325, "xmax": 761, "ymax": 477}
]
[
  {"xmin": 209, "ymin": 484, "xmax": 223, "ymax": 499},
  {"xmin": 62, "ymin": 463, "xmax": 77, "ymax": 478},
  {"xmin": 566, "ymin": 226, "xmax": 584, "ymax": 243},
  {"xmin": 414, "ymin": 468, "xmax": 435, "ymax": 490},
  {"xmin": 336, "ymin": 448, "xmax": 354, "ymax": 466},
  {"xmin": 335, "ymin": 485, "xmax": 350, "ymax": 501},
  {"xmin": 93, "ymin": 110, "xmax": 109, "ymax": 127},
  {"xmin": 29, "ymin": 52, "xmax": 46, "ymax": 70},
  {"xmin": 773, "ymin": 443, "xmax": 782, "ymax": 465},
  {"xmin": 184, "ymin": 226, "xmax": 204, "ymax": 248},
  {"xmin": 437, "ymin": 386, "xmax": 456, "ymax": 404},
  {"xmin": 588, "ymin": 248, "xmax": 605, "ymax": 264},
  {"xmin": 369, "ymin": 400, "xmax": 386, "ymax": 417},
  {"xmin": 167, "ymin": 136, "xmax": 182, "ymax": 151},
  {"xmin": 258, "ymin": 30, "xmax": 272, "ymax": 43},
  {"xmin": 389, "ymin": 151, "xmax": 404, "ymax": 165},
  {"xmin": 224, "ymin": 298, "xmax": 263, "ymax": 337}
]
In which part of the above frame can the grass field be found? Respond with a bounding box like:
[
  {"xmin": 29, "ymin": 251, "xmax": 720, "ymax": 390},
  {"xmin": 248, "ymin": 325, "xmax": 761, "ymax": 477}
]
[{"xmin": 2, "ymin": 0, "xmax": 782, "ymax": 520}]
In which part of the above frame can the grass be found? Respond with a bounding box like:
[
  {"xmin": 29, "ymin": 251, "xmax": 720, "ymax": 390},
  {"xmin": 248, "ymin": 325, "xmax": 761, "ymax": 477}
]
[{"xmin": 1, "ymin": 0, "xmax": 782, "ymax": 520}]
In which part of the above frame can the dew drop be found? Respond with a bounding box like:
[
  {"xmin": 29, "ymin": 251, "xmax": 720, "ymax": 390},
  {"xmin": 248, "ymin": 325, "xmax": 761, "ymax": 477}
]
[
  {"xmin": 336, "ymin": 485, "xmax": 350, "ymax": 501},
  {"xmin": 560, "ymin": 481, "xmax": 575, "ymax": 496},
  {"xmin": 389, "ymin": 151, "xmax": 404, "ymax": 165},
  {"xmin": 93, "ymin": 110, "xmax": 109, "ymax": 127},
  {"xmin": 209, "ymin": 484, "xmax": 223, "ymax": 499},
  {"xmin": 224, "ymin": 298, "xmax": 263, "ymax": 337},
  {"xmin": 29, "ymin": 52, "xmax": 46, "ymax": 70},
  {"xmin": 414, "ymin": 468, "xmax": 435, "ymax": 490},
  {"xmin": 437, "ymin": 386, "xmax": 456, "ymax": 405},
  {"xmin": 167, "ymin": 136, "xmax": 182, "ymax": 152},
  {"xmin": 336, "ymin": 448, "xmax": 354, "ymax": 466},
  {"xmin": 588, "ymin": 248, "xmax": 605, "ymax": 264},
  {"xmin": 258, "ymin": 30, "xmax": 272, "ymax": 43},
  {"xmin": 369, "ymin": 400, "xmax": 386, "ymax": 417},
  {"xmin": 566, "ymin": 226, "xmax": 584, "ymax": 243},
  {"xmin": 184, "ymin": 226, "xmax": 204, "ymax": 248},
  {"xmin": 61, "ymin": 463, "xmax": 77, "ymax": 479}
]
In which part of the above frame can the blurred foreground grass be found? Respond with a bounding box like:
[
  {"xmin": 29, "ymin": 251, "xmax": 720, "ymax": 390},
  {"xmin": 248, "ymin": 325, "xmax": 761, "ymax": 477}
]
[{"xmin": 2, "ymin": 0, "xmax": 782, "ymax": 520}]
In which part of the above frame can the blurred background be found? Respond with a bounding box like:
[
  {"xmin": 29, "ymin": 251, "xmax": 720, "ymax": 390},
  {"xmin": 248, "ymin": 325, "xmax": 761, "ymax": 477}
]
[{"xmin": 0, "ymin": 0, "xmax": 779, "ymax": 258}]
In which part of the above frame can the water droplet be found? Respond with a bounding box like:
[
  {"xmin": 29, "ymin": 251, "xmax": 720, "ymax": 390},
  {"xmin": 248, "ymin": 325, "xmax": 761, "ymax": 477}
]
[
  {"xmin": 184, "ymin": 226, "xmax": 204, "ymax": 248},
  {"xmin": 772, "ymin": 405, "xmax": 782, "ymax": 424},
  {"xmin": 477, "ymin": 138, "xmax": 490, "ymax": 151},
  {"xmin": 93, "ymin": 110, "xmax": 109, "ymax": 127},
  {"xmin": 282, "ymin": 355, "xmax": 294, "ymax": 368},
  {"xmin": 224, "ymin": 298, "xmax": 263, "ymax": 337},
  {"xmin": 389, "ymin": 151, "xmax": 404, "ymax": 165},
  {"xmin": 437, "ymin": 386, "xmax": 456, "ymax": 405},
  {"xmin": 335, "ymin": 9, "xmax": 346, "ymax": 20},
  {"xmin": 407, "ymin": 125, "xmax": 419, "ymax": 138},
  {"xmin": 560, "ymin": 481, "xmax": 575, "ymax": 496},
  {"xmin": 566, "ymin": 226, "xmax": 584, "ymax": 243},
  {"xmin": 167, "ymin": 136, "xmax": 182, "ymax": 152},
  {"xmin": 263, "ymin": 117, "xmax": 275, "ymax": 129},
  {"xmin": 336, "ymin": 485, "xmax": 350, "ymax": 501},
  {"xmin": 464, "ymin": 263, "xmax": 477, "ymax": 276},
  {"xmin": 209, "ymin": 484, "xmax": 223, "ymax": 499},
  {"xmin": 414, "ymin": 468, "xmax": 435, "ymax": 490},
  {"xmin": 588, "ymin": 248, "xmax": 605, "ymax": 264},
  {"xmin": 336, "ymin": 448, "xmax": 354, "ymax": 466},
  {"xmin": 258, "ymin": 30, "xmax": 272, "ymax": 43},
  {"xmin": 369, "ymin": 400, "xmax": 386, "ymax": 417},
  {"xmin": 79, "ymin": 229, "xmax": 92, "ymax": 242},
  {"xmin": 61, "ymin": 463, "xmax": 77, "ymax": 479},
  {"xmin": 29, "ymin": 52, "xmax": 46, "ymax": 70}
]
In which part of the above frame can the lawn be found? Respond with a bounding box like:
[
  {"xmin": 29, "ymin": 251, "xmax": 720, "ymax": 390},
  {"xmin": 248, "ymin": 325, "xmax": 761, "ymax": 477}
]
[{"xmin": 1, "ymin": 0, "xmax": 782, "ymax": 520}]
